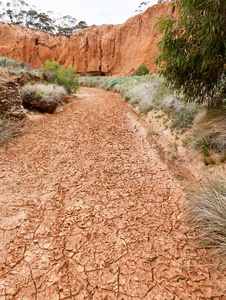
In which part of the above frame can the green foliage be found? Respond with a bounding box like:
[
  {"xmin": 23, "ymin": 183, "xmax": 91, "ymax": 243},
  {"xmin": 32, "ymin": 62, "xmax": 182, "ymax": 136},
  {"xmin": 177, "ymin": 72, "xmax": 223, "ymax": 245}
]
[
  {"xmin": 155, "ymin": 0, "xmax": 226, "ymax": 105},
  {"xmin": 135, "ymin": 64, "xmax": 149, "ymax": 76},
  {"xmin": 203, "ymin": 157, "xmax": 209, "ymax": 166},
  {"xmin": 42, "ymin": 60, "xmax": 79, "ymax": 93},
  {"xmin": 202, "ymin": 146, "xmax": 210, "ymax": 157},
  {"xmin": 155, "ymin": 114, "xmax": 165, "ymax": 119}
]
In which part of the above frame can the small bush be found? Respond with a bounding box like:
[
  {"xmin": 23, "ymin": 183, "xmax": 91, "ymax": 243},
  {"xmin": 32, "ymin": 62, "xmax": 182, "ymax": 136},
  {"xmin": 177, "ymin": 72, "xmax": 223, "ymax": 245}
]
[
  {"xmin": 21, "ymin": 83, "xmax": 67, "ymax": 113},
  {"xmin": 0, "ymin": 57, "xmax": 30, "ymax": 70},
  {"xmin": 108, "ymin": 78, "xmax": 126, "ymax": 88},
  {"xmin": 135, "ymin": 64, "xmax": 149, "ymax": 76},
  {"xmin": 0, "ymin": 57, "xmax": 8, "ymax": 67},
  {"xmin": 42, "ymin": 60, "xmax": 79, "ymax": 93},
  {"xmin": 172, "ymin": 108, "xmax": 197, "ymax": 129},
  {"xmin": 187, "ymin": 178, "xmax": 226, "ymax": 265}
]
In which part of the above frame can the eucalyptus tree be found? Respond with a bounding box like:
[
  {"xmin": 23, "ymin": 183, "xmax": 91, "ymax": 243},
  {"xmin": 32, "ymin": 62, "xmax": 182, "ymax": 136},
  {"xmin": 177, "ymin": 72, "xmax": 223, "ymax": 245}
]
[{"xmin": 155, "ymin": 0, "xmax": 226, "ymax": 106}]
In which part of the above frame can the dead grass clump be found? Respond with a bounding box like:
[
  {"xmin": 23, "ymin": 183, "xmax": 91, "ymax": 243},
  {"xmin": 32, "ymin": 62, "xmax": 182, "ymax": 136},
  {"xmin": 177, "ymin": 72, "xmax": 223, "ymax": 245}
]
[
  {"xmin": 187, "ymin": 178, "xmax": 226, "ymax": 265},
  {"xmin": 193, "ymin": 108, "xmax": 226, "ymax": 154},
  {"xmin": 21, "ymin": 83, "xmax": 67, "ymax": 114}
]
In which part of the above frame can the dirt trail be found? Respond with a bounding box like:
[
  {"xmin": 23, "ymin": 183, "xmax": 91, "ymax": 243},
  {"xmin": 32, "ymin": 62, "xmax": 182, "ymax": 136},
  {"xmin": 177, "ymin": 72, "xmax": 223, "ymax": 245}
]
[{"xmin": 0, "ymin": 87, "xmax": 225, "ymax": 299}]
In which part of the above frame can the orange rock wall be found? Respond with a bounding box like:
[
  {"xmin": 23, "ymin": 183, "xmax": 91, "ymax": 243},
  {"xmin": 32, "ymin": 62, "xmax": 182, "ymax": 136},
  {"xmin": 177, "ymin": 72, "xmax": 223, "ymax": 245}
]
[
  {"xmin": 0, "ymin": 22, "xmax": 68, "ymax": 68},
  {"xmin": 0, "ymin": 2, "xmax": 175, "ymax": 75}
]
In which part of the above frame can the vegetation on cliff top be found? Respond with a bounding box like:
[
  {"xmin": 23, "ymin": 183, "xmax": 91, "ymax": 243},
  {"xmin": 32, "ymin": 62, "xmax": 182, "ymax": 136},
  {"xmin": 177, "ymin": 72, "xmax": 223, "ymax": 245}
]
[{"xmin": 0, "ymin": 0, "xmax": 88, "ymax": 35}]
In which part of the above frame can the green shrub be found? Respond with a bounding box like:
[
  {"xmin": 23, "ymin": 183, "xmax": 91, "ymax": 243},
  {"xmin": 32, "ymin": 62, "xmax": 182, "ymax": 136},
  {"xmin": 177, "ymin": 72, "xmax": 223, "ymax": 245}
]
[
  {"xmin": 135, "ymin": 65, "xmax": 149, "ymax": 76},
  {"xmin": 42, "ymin": 60, "xmax": 79, "ymax": 93}
]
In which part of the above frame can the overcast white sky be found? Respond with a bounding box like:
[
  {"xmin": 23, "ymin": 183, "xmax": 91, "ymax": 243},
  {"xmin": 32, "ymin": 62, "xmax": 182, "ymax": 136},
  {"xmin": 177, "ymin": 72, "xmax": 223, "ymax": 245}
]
[{"xmin": 24, "ymin": 0, "xmax": 159, "ymax": 26}]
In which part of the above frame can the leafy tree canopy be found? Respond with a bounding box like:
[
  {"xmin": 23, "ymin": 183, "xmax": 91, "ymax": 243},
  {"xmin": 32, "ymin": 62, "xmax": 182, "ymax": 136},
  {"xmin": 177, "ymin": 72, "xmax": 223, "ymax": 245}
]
[
  {"xmin": 0, "ymin": 0, "xmax": 88, "ymax": 35},
  {"xmin": 155, "ymin": 0, "xmax": 226, "ymax": 106}
]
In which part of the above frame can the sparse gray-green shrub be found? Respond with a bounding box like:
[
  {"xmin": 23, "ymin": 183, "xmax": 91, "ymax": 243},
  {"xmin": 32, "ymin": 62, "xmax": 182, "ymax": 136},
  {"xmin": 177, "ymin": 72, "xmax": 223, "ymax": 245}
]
[
  {"xmin": 21, "ymin": 83, "xmax": 67, "ymax": 113},
  {"xmin": 108, "ymin": 78, "xmax": 126, "ymax": 88},
  {"xmin": 0, "ymin": 57, "xmax": 30, "ymax": 70},
  {"xmin": 187, "ymin": 178, "xmax": 226, "ymax": 265},
  {"xmin": 42, "ymin": 60, "xmax": 79, "ymax": 93},
  {"xmin": 135, "ymin": 64, "xmax": 149, "ymax": 76},
  {"xmin": 172, "ymin": 107, "xmax": 199, "ymax": 129},
  {"xmin": 0, "ymin": 57, "xmax": 8, "ymax": 67}
]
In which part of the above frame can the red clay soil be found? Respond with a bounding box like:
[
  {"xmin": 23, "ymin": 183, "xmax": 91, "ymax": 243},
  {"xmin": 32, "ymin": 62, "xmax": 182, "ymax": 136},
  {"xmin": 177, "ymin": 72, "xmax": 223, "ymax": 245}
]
[{"xmin": 0, "ymin": 87, "xmax": 225, "ymax": 299}]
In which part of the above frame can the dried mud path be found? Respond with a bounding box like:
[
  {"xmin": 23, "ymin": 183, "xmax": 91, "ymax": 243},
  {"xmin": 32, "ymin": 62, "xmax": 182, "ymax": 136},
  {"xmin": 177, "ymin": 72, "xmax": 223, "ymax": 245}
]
[{"xmin": 0, "ymin": 88, "xmax": 225, "ymax": 299}]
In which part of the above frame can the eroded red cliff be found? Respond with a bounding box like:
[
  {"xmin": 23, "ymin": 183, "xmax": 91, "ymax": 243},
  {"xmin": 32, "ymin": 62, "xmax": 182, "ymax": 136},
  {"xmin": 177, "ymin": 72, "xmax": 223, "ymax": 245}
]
[{"xmin": 0, "ymin": 2, "xmax": 175, "ymax": 75}]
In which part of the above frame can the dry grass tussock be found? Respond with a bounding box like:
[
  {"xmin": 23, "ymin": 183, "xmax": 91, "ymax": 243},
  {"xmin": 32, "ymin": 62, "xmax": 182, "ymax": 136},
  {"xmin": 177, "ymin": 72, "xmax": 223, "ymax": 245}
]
[
  {"xmin": 21, "ymin": 83, "xmax": 67, "ymax": 113},
  {"xmin": 187, "ymin": 177, "xmax": 226, "ymax": 266},
  {"xmin": 193, "ymin": 109, "xmax": 226, "ymax": 151}
]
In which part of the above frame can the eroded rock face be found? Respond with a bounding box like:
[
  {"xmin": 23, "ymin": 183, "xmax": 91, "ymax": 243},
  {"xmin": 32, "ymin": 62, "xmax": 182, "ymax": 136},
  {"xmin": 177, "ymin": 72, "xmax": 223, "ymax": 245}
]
[
  {"xmin": 0, "ymin": 22, "xmax": 68, "ymax": 69},
  {"xmin": 0, "ymin": 2, "xmax": 175, "ymax": 75}
]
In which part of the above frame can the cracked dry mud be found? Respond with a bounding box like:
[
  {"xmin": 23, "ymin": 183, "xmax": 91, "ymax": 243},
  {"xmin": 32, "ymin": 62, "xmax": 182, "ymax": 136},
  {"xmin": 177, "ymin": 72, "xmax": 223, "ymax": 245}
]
[{"xmin": 0, "ymin": 87, "xmax": 225, "ymax": 299}]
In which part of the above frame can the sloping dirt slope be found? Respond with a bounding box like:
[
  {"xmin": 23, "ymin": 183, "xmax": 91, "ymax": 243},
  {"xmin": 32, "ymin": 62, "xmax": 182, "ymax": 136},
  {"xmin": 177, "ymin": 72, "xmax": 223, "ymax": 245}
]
[{"xmin": 0, "ymin": 88, "xmax": 225, "ymax": 299}]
